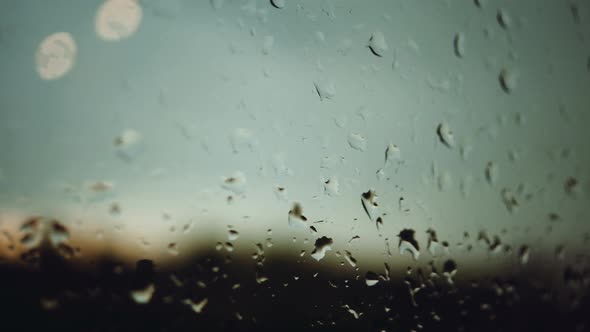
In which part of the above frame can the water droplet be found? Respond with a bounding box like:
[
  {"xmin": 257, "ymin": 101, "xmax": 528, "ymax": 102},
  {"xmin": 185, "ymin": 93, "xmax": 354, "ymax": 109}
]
[
  {"xmin": 437, "ymin": 171, "xmax": 452, "ymax": 192},
  {"xmin": 385, "ymin": 143, "xmax": 401, "ymax": 163},
  {"xmin": 426, "ymin": 229, "xmax": 449, "ymax": 257},
  {"xmin": 230, "ymin": 128, "xmax": 257, "ymax": 153},
  {"xmin": 262, "ymin": 35, "xmax": 274, "ymax": 55},
  {"xmin": 313, "ymin": 80, "xmax": 336, "ymax": 101},
  {"xmin": 270, "ymin": 0, "xmax": 285, "ymax": 9},
  {"xmin": 564, "ymin": 177, "xmax": 580, "ymax": 196},
  {"xmin": 344, "ymin": 250, "xmax": 357, "ymax": 268},
  {"xmin": 274, "ymin": 185, "xmax": 288, "ymax": 201},
  {"xmin": 36, "ymin": 32, "xmax": 77, "ymax": 80},
  {"xmin": 474, "ymin": 0, "xmax": 486, "ymax": 8},
  {"xmin": 348, "ymin": 133, "xmax": 367, "ymax": 151},
  {"xmin": 398, "ymin": 229, "xmax": 420, "ymax": 260},
  {"xmin": 183, "ymin": 298, "xmax": 208, "ymax": 314},
  {"xmin": 555, "ymin": 245, "xmax": 565, "ymax": 260},
  {"xmin": 224, "ymin": 242, "xmax": 234, "ymax": 252},
  {"xmin": 288, "ymin": 202, "xmax": 308, "ymax": 228},
  {"xmin": 365, "ymin": 271, "xmax": 380, "ymax": 286},
  {"xmin": 499, "ymin": 68, "xmax": 518, "ymax": 93},
  {"xmin": 311, "ymin": 236, "xmax": 333, "ymax": 261},
  {"xmin": 130, "ymin": 283, "xmax": 155, "ymax": 304},
  {"xmin": 221, "ymin": 171, "xmax": 247, "ymax": 194},
  {"xmin": 443, "ymin": 259, "xmax": 458, "ymax": 284},
  {"xmin": 368, "ymin": 31, "xmax": 388, "ymax": 57},
  {"xmin": 315, "ymin": 31, "xmax": 325, "ymax": 43},
  {"xmin": 228, "ymin": 229, "xmax": 240, "ymax": 241},
  {"xmin": 497, "ymin": 9, "xmax": 512, "ymax": 29},
  {"xmin": 518, "ymin": 245, "xmax": 530, "ymax": 265},
  {"xmin": 167, "ymin": 242, "xmax": 179, "ymax": 256},
  {"xmin": 501, "ymin": 188, "xmax": 519, "ymax": 213},
  {"xmin": 323, "ymin": 176, "xmax": 340, "ymax": 196},
  {"xmin": 348, "ymin": 235, "xmax": 360, "ymax": 244},
  {"xmin": 454, "ymin": 32, "xmax": 466, "ymax": 58},
  {"xmin": 343, "ymin": 304, "xmax": 363, "ymax": 319},
  {"xmin": 436, "ymin": 122, "xmax": 455, "ymax": 148},
  {"xmin": 376, "ymin": 168, "xmax": 386, "ymax": 180},
  {"xmin": 114, "ymin": 129, "xmax": 142, "ymax": 161},
  {"xmin": 485, "ymin": 162, "xmax": 499, "ymax": 186},
  {"xmin": 360, "ymin": 189, "xmax": 379, "ymax": 222}
]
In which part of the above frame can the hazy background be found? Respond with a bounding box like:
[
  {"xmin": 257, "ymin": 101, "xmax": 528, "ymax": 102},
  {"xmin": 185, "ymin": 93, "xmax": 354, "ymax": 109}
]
[{"xmin": 0, "ymin": 0, "xmax": 589, "ymax": 281}]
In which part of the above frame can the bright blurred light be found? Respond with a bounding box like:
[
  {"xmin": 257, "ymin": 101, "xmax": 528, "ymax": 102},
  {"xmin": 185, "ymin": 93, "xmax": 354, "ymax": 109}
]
[
  {"xmin": 35, "ymin": 32, "xmax": 76, "ymax": 80},
  {"xmin": 95, "ymin": 0, "xmax": 142, "ymax": 42}
]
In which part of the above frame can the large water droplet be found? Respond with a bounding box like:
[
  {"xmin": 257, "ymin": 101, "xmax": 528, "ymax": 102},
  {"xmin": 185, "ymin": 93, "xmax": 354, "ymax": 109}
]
[
  {"xmin": 398, "ymin": 229, "xmax": 420, "ymax": 260},
  {"xmin": 311, "ymin": 236, "xmax": 333, "ymax": 261},
  {"xmin": 365, "ymin": 271, "xmax": 380, "ymax": 286},
  {"xmin": 323, "ymin": 176, "xmax": 340, "ymax": 196},
  {"xmin": 361, "ymin": 189, "xmax": 380, "ymax": 222},
  {"xmin": 385, "ymin": 143, "xmax": 401, "ymax": 164},
  {"xmin": 368, "ymin": 31, "xmax": 388, "ymax": 57},
  {"xmin": 348, "ymin": 133, "xmax": 367, "ymax": 151},
  {"xmin": 313, "ymin": 80, "xmax": 336, "ymax": 101},
  {"xmin": 270, "ymin": 0, "xmax": 285, "ymax": 9}
]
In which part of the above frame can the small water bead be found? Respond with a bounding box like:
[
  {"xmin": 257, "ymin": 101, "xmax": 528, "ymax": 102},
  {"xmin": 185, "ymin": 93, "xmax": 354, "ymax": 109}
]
[
  {"xmin": 323, "ymin": 176, "xmax": 340, "ymax": 196},
  {"xmin": 454, "ymin": 32, "xmax": 466, "ymax": 58},
  {"xmin": 228, "ymin": 229, "xmax": 240, "ymax": 241},
  {"xmin": 497, "ymin": 9, "xmax": 512, "ymax": 29},
  {"xmin": 183, "ymin": 298, "xmax": 208, "ymax": 314},
  {"xmin": 436, "ymin": 122, "xmax": 455, "ymax": 148},
  {"xmin": 485, "ymin": 162, "xmax": 499, "ymax": 186},
  {"xmin": 313, "ymin": 80, "xmax": 336, "ymax": 101},
  {"xmin": 130, "ymin": 284, "xmax": 155, "ymax": 304},
  {"xmin": 114, "ymin": 129, "xmax": 142, "ymax": 161},
  {"xmin": 499, "ymin": 68, "xmax": 518, "ymax": 94},
  {"xmin": 288, "ymin": 202, "xmax": 308, "ymax": 228},
  {"xmin": 221, "ymin": 171, "xmax": 247, "ymax": 194}
]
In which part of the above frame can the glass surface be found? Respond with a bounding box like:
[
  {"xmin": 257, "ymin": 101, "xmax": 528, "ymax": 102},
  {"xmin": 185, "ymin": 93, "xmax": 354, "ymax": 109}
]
[{"xmin": 0, "ymin": 0, "xmax": 589, "ymax": 330}]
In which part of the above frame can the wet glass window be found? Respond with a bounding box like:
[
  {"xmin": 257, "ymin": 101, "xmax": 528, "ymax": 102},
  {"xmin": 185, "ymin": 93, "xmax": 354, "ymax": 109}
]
[{"xmin": 0, "ymin": 0, "xmax": 589, "ymax": 331}]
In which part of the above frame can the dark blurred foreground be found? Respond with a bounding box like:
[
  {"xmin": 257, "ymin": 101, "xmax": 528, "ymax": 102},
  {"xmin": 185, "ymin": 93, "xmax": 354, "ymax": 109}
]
[{"xmin": 0, "ymin": 248, "xmax": 589, "ymax": 332}]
